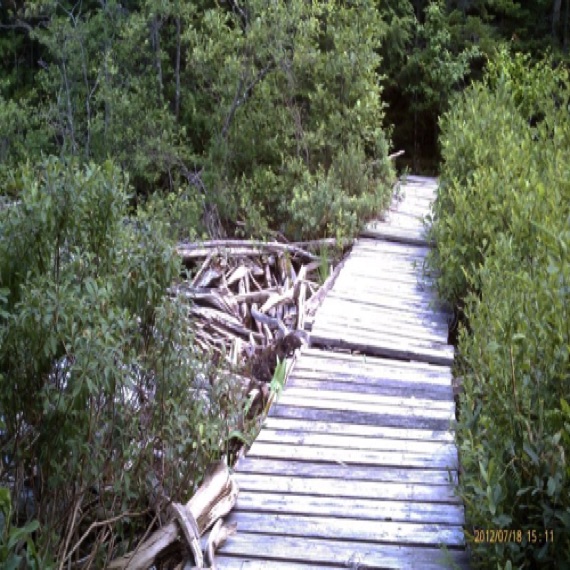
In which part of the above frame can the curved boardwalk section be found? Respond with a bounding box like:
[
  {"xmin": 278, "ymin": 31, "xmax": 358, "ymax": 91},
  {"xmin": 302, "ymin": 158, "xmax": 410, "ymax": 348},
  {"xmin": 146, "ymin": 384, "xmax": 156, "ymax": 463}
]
[{"xmin": 217, "ymin": 176, "xmax": 468, "ymax": 569}]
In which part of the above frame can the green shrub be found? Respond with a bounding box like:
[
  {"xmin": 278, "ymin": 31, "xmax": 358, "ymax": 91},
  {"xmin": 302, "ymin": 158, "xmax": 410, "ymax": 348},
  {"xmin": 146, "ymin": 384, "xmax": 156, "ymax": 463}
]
[
  {"xmin": 457, "ymin": 232, "xmax": 570, "ymax": 568},
  {"xmin": 0, "ymin": 158, "xmax": 247, "ymax": 564},
  {"xmin": 430, "ymin": 50, "xmax": 570, "ymax": 568},
  {"xmin": 187, "ymin": 0, "xmax": 395, "ymax": 241},
  {"xmin": 430, "ymin": 51, "xmax": 570, "ymax": 304}
]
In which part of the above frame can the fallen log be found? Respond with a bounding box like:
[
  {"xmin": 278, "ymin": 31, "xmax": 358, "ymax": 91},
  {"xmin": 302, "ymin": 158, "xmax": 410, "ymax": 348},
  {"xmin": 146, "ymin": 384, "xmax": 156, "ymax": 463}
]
[
  {"xmin": 108, "ymin": 462, "xmax": 238, "ymax": 569},
  {"xmin": 177, "ymin": 240, "xmax": 319, "ymax": 262}
]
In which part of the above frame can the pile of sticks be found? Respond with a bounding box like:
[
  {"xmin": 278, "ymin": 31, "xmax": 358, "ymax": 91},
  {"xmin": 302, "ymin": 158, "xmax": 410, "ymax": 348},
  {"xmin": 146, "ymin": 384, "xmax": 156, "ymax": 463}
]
[{"xmin": 174, "ymin": 239, "xmax": 344, "ymax": 374}]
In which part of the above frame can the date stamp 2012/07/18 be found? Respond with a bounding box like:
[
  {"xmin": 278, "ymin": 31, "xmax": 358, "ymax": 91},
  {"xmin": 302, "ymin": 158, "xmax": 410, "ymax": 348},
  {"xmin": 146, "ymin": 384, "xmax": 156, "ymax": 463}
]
[{"xmin": 473, "ymin": 528, "xmax": 555, "ymax": 544}]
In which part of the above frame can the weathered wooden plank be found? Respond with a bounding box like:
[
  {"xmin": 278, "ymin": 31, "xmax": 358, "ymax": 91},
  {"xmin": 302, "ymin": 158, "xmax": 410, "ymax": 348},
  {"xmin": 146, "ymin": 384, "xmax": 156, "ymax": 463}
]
[
  {"xmin": 334, "ymin": 268, "xmax": 436, "ymax": 289},
  {"xmin": 343, "ymin": 251, "xmax": 430, "ymax": 268},
  {"xmin": 389, "ymin": 204, "xmax": 433, "ymax": 218},
  {"xmin": 351, "ymin": 247, "xmax": 428, "ymax": 264},
  {"xmin": 246, "ymin": 441, "xmax": 458, "ymax": 470},
  {"xmin": 226, "ymin": 512, "xmax": 464, "ymax": 547},
  {"xmin": 234, "ymin": 457, "xmax": 458, "ymax": 485},
  {"xmin": 310, "ymin": 329, "xmax": 455, "ymax": 366},
  {"xmin": 340, "ymin": 264, "xmax": 437, "ymax": 284},
  {"xmin": 314, "ymin": 311, "xmax": 449, "ymax": 339},
  {"xmin": 290, "ymin": 361, "xmax": 453, "ymax": 382},
  {"xmin": 280, "ymin": 387, "xmax": 455, "ymax": 412},
  {"xmin": 290, "ymin": 361, "xmax": 452, "ymax": 383},
  {"xmin": 256, "ymin": 429, "xmax": 457, "ymax": 456},
  {"xmin": 376, "ymin": 217, "xmax": 426, "ymax": 234},
  {"xmin": 234, "ymin": 473, "xmax": 461, "ymax": 503},
  {"xmin": 355, "ymin": 239, "xmax": 430, "ymax": 256},
  {"xmin": 269, "ymin": 404, "xmax": 454, "ymax": 430},
  {"xmin": 332, "ymin": 281, "xmax": 438, "ymax": 305},
  {"xmin": 261, "ymin": 418, "xmax": 455, "ymax": 443},
  {"xmin": 334, "ymin": 277, "xmax": 436, "ymax": 298},
  {"xmin": 318, "ymin": 297, "xmax": 450, "ymax": 328},
  {"xmin": 300, "ymin": 347, "xmax": 453, "ymax": 375},
  {"xmin": 287, "ymin": 378, "xmax": 453, "ymax": 402},
  {"xmin": 234, "ymin": 491, "xmax": 465, "ymax": 524},
  {"xmin": 276, "ymin": 391, "xmax": 454, "ymax": 417},
  {"xmin": 323, "ymin": 292, "xmax": 450, "ymax": 318},
  {"xmin": 216, "ymin": 557, "xmax": 345, "ymax": 570},
  {"xmin": 310, "ymin": 324, "xmax": 454, "ymax": 358},
  {"xmin": 361, "ymin": 225, "xmax": 433, "ymax": 246},
  {"xmin": 329, "ymin": 288, "xmax": 437, "ymax": 308},
  {"xmin": 310, "ymin": 320, "xmax": 453, "ymax": 350},
  {"xmin": 314, "ymin": 314, "xmax": 449, "ymax": 345},
  {"xmin": 218, "ymin": 534, "xmax": 469, "ymax": 569},
  {"xmin": 334, "ymin": 271, "xmax": 436, "ymax": 292}
]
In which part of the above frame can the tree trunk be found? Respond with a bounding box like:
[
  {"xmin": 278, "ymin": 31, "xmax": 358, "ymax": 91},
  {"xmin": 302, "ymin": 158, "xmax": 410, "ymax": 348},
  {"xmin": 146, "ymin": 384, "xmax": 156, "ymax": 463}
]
[
  {"xmin": 562, "ymin": 0, "xmax": 570, "ymax": 53},
  {"xmin": 151, "ymin": 15, "xmax": 164, "ymax": 97},
  {"xmin": 175, "ymin": 16, "xmax": 181, "ymax": 120},
  {"xmin": 553, "ymin": 0, "xmax": 562, "ymax": 41}
]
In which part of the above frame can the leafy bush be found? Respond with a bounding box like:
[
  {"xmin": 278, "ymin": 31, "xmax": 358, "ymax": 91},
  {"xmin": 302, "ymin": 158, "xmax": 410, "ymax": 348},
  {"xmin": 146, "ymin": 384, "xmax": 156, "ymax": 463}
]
[
  {"xmin": 187, "ymin": 0, "xmax": 395, "ymax": 240},
  {"xmin": 457, "ymin": 233, "xmax": 570, "ymax": 568},
  {"xmin": 429, "ymin": 50, "xmax": 570, "ymax": 568},
  {"xmin": 0, "ymin": 158, "xmax": 247, "ymax": 564},
  {"xmin": 430, "ymin": 50, "xmax": 570, "ymax": 304}
]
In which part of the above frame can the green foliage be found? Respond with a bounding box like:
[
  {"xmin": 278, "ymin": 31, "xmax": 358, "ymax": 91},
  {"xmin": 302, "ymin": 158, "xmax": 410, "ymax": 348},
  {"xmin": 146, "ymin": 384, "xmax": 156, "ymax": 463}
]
[
  {"xmin": 0, "ymin": 488, "xmax": 43, "ymax": 570},
  {"xmin": 430, "ymin": 50, "xmax": 570, "ymax": 568},
  {"xmin": 430, "ymin": 49, "xmax": 570, "ymax": 303},
  {"xmin": 187, "ymin": 0, "xmax": 395, "ymax": 240},
  {"xmin": 0, "ymin": 157, "xmax": 247, "ymax": 563}
]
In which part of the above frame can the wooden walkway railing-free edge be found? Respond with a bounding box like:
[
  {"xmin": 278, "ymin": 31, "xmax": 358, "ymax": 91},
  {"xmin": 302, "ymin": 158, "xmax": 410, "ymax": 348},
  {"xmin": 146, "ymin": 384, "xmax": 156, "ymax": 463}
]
[{"xmin": 216, "ymin": 175, "xmax": 468, "ymax": 570}]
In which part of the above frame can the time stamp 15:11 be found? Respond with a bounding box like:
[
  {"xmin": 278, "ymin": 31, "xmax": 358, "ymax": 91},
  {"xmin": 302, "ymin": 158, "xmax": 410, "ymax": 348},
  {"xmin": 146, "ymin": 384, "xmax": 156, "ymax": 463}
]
[{"xmin": 473, "ymin": 528, "xmax": 555, "ymax": 544}]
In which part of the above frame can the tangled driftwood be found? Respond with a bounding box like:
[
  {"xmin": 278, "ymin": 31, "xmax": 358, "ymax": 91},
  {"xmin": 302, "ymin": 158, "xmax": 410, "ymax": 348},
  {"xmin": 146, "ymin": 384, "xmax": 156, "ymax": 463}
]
[
  {"xmin": 172, "ymin": 238, "xmax": 347, "ymax": 378},
  {"xmin": 109, "ymin": 462, "xmax": 238, "ymax": 569}
]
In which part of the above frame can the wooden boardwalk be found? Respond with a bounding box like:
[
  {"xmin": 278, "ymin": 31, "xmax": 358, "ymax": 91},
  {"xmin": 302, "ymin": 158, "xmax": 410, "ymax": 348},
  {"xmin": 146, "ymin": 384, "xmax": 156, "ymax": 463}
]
[{"xmin": 217, "ymin": 176, "xmax": 467, "ymax": 569}]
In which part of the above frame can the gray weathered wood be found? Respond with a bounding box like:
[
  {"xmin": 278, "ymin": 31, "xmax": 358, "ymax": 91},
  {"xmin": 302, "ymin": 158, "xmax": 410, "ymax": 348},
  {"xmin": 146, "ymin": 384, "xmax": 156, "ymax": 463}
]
[
  {"xmin": 226, "ymin": 512, "xmax": 465, "ymax": 546},
  {"xmin": 310, "ymin": 328, "xmax": 455, "ymax": 366},
  {"xmin": 269, "ymin": 404, "xmax": 454, "ymax": 430},
  {"xmin": 280, "ymin": 387, "xmax": 455, "ymax": 411},
  {"xmin": 287, "ymin": 378, "xmax": 453, "ymax": 401},
  {"xmin": 234, "ymin": 457, "xmax": 458, "ymax": 485},
  {"xmin": 300, "ymin": 347, "xmax": 452, "ymax": 375},
  {"xmin": 234, "ymin": 473, "xmax": 460, "ymax": 503},
  {"xmin": 256, "ymin": 429, "xmax": 456, "ymax": 455},
  {"xmin": 233, "ymin": 491, "xmax": 465, "ymax": 524},
  {"xmin": 217, "ymin": 176, "xmax": 466, "ymax": 570},
  {"xmin": 261, "ymin": 418, "xmax": 454, "ymax": 442},
  {"xmin": 218, "ymin": 534, "xmax": 469, "ymax": 569}
]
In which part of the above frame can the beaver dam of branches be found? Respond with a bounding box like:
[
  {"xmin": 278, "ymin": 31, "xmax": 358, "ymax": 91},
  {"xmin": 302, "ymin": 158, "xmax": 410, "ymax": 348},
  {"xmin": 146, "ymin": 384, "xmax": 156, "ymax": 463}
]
[{"xmin": 173, "ymin": 238, "xmax": 348, "ymax": 422}]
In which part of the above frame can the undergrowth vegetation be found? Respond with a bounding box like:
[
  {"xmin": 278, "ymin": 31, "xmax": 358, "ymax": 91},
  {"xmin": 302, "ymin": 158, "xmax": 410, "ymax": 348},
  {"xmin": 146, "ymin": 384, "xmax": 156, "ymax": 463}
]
[
  {"xmin": 429, "ymin": 49, "xmax": 570, "ymax": 568},
  {"xmin": 0, "ymin": 160, "xmax": 249, "ymax": 566}
]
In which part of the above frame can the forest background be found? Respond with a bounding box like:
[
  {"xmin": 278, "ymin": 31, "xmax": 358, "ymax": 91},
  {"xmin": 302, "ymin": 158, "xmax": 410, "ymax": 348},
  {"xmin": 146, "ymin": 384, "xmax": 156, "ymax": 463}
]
[{"xmin": 1, "ymin": 0, "xmax": 569, "ymax": 568}]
